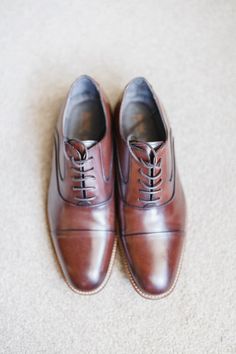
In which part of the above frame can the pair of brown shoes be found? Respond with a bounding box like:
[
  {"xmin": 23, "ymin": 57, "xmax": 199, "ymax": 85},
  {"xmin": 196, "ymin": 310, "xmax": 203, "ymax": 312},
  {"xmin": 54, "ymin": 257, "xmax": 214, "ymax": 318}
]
[{"xmin": 47, "ymin": 75, "xmax": 186, "ymax": 299}]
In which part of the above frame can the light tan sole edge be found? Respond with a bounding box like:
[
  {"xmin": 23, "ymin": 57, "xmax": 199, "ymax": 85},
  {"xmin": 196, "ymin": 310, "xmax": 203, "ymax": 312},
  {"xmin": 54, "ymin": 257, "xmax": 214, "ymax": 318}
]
[{"xmin": 119, "ymin": 237, "xmax": 186, "ymax": 300}]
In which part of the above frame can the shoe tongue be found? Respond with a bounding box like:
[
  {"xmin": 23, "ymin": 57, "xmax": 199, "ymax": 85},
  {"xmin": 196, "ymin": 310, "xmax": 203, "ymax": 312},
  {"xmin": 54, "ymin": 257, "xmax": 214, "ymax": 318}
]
[
  {"xmin": 148, "ymin": 141, "xmax": 163, "ymax": 149},
  {"xmin": 64, "ymin": 139, "xmax": 96, "ymax": 160},
  {"xmin": 83, "ymin": 140, "xmax": 97, "ymax": 148},
  {"xmin": 130, "ymin": 139, "xmax": 164, "ymax": 162}
]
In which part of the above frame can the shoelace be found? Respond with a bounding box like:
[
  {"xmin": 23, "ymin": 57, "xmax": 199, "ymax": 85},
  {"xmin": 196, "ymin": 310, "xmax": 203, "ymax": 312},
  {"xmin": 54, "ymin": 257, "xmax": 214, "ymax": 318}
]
[
  {"xmin": 64, "ymin": 139, "xmax": 96, "ymax": 204},
  {"xmin": 127, "ymin": 135, "xmax": 163, "ymax": 206}
]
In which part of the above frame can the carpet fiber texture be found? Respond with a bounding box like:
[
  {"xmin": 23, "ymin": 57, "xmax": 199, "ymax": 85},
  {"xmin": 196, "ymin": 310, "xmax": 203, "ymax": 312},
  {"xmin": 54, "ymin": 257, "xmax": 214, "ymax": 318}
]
[{"xmin": 0, "ymin": 1, "xmax": 235, "ymax": 353}]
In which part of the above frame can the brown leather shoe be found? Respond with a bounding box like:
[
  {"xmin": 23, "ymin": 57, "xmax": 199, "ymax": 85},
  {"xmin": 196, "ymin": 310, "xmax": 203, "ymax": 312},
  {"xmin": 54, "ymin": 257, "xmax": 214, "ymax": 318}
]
[
  {"xmin": 115, "ymin": 77, "xmax": 186, "ymax": 299},
  {"xmin": 47, "ymin": 76, "xmax": 116, "ymax": 294}
]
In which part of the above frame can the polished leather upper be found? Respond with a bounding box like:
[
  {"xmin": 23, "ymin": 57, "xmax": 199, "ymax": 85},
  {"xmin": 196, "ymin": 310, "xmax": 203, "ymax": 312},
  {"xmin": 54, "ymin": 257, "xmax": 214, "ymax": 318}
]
[
  {"xmin": 115, "ymin": 78, "xmax": 186, "ymax": 298},
  {"xmin": 47, "ymin": 76, "xmax": 116, "ymax": 293}
]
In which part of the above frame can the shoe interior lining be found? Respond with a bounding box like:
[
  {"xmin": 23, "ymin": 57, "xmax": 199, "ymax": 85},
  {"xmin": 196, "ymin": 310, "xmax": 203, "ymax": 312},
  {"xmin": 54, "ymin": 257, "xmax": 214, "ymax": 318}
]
[
  {"xmin": 121, "ymin": 78, "xmax": 166, "ymax": 142},
  {"xmin": 64, "ymin": 77, "xmax": 106, "ymax": 142}
]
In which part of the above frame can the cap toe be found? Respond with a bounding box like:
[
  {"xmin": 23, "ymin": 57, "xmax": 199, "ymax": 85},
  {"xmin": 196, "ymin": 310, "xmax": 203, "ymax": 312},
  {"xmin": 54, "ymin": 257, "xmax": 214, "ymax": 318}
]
[
  {"xmin": 53, "ymin": 230, "xmax": 115, "ymax": 293},
  {"xmin": 123, "ymin": 231, "xmax": 185, "ymax": 298}
]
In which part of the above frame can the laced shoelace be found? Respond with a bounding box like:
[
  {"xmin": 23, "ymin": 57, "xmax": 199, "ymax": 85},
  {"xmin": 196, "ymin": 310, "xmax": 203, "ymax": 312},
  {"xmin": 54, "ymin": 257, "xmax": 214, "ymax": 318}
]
[
  {"xmin": 127, "ymin": 135, "xmax": 163, "ymax": 206},
  {"xmin": 64, "ymin": 139, "xmax": 96, "ymax": 204}
]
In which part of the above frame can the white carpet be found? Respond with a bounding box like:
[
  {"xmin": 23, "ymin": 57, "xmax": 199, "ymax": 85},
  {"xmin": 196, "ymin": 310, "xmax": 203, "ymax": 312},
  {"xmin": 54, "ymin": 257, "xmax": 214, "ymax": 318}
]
[{"xmin": 0, "ymin": 1, "xmax": 235, "ymax": 353}]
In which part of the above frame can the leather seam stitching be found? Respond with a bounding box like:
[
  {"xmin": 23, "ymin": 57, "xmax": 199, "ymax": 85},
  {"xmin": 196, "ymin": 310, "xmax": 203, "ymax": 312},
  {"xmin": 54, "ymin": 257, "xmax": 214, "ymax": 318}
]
[
  {"xmin": 55, "ymin": 229, "xmax": 116, "ymax": 234},
  {"xmin": 122, "ymin": 230, "xmax": 185, "ymax": 237}
]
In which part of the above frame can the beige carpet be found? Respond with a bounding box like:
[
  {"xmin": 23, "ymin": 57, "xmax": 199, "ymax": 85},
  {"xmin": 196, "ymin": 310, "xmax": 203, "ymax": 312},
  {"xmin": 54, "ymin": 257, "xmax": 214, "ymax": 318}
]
[{"xmin": 0, "ymin": 1, "xmax": 235, "ymax": 353}]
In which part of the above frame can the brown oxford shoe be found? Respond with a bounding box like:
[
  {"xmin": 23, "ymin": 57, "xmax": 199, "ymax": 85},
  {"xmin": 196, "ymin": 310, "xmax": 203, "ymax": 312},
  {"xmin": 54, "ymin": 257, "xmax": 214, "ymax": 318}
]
[
  {"xmin": 47, "ymin": 76, "xmax": 116, "ymax": 294},
  {"xmin": 115, "ymin": 77, "xmax": 186, "ymax": 299}
]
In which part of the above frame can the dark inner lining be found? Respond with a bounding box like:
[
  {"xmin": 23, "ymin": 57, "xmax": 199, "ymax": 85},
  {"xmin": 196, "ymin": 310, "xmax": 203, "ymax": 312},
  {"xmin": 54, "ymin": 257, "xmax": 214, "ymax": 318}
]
[
  {"xmin": 121, "ymin": 79, "xmax": 166, "ymax": 142},
  {"xmin": 64, "ymin": 78, "xmax": 106, "ymax": 142}
]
